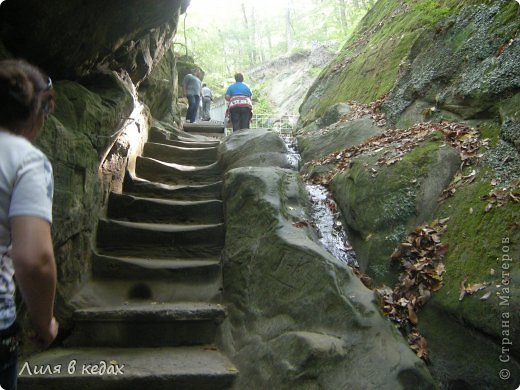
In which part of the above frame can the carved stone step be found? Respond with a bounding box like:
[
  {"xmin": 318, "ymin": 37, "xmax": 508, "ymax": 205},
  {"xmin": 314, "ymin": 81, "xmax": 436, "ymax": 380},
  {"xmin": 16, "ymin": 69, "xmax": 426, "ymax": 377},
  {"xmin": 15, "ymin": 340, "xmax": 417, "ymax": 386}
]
[
  {"xmin": 148, "ymin": 127, "xmax": 220, "ymax": 148},
  {"xmin": 183, "ymin": 122, "xmax": 225, "ymax": 134},
  {"xmin": 123, "ymin": 173, "xmax": 222, "ymax": 201},
  {"xmin": 70, "ymin": 275, "xmax": 222, "ymax": 306},
  {"xmin": 96, "ymin": 219, "xmax": 224, "ymax": 258},
  {"xmin": 143, "ymin": 142, "xmax": 218, "ymax": 165},
  {"xmin": 107, "ymin": 193, "xmax": 223, "ymax": 224},
  {"xmin": 92, "ymin": 252, "xmax": 221, "ymax": 280},
  {"xmin": 65, "ymin": 303, "xmax": 226, "ymax": 347},
  {"xmin": 18, "ymin": 346, "xmax": 237, "ymax": 390},
  {"xmin": 135, "ymin": 157, "xmax": 221, "ymax": 185}
]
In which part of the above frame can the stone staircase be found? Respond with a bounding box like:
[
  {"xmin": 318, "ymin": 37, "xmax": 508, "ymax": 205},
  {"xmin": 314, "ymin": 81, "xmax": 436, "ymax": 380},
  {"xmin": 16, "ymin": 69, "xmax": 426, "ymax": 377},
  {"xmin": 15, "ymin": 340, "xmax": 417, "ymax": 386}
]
[{"xmin": 19, "ymin": 123, "xmax": 236, "ymax": 389}]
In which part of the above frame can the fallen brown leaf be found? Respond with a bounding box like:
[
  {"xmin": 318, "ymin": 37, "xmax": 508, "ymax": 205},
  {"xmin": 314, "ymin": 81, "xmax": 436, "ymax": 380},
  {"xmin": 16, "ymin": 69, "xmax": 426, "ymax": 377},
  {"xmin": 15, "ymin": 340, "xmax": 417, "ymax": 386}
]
[{"xmin": 292, "ymin": 221, "xmax": 309, "ymax": 228}]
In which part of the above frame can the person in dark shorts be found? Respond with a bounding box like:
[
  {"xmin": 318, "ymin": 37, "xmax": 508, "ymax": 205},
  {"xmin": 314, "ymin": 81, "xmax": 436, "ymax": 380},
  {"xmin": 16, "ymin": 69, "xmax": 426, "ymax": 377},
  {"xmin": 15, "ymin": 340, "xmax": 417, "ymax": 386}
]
[{"xmin": 225, "ymin": 73, "xmax": 253, "ymax": 132}]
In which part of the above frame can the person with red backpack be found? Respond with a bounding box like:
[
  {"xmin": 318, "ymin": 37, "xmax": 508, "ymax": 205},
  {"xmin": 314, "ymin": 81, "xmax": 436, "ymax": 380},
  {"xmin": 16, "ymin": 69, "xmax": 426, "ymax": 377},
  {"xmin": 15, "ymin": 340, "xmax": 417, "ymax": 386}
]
[{"xmin": 225, "ymin": 73, "xmax": 252, "ymax": 132}]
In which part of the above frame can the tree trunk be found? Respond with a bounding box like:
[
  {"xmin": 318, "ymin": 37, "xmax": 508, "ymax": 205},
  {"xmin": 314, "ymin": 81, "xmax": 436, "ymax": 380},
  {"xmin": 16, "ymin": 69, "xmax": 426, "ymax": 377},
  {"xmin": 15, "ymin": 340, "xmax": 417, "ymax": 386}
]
[
  {"xmin": 338, "ymin": 0, "xmax": 348, "ymax": 34},
  {"xmin": 241, "ymin": 2, "xmax": 255, "ymax": 66},
  {"xmin": 217, "ymin": 28, "xmax": 232, "ymax": 76},
  {"xmin": 250, "ymin": 5, "xmax": 257, "ymax": 65},
  {"xmin": 285, "ymin": 1, "xmax": 293, "ymax": 54}
]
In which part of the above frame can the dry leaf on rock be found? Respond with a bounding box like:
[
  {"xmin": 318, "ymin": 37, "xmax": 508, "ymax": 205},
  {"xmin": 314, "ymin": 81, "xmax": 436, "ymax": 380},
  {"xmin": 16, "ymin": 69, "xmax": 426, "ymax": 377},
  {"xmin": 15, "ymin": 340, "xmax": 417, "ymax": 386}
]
[
  {"xmin": 459, "ymin": 278, "xmax": 490, "ymax": 301},
  {"xmin": 378, "ymin": 219, "xmax": 449, "ymax": 360},
  {"xmin": 292, "ymin": 221, "xmax": 309, "ymax": 228}
]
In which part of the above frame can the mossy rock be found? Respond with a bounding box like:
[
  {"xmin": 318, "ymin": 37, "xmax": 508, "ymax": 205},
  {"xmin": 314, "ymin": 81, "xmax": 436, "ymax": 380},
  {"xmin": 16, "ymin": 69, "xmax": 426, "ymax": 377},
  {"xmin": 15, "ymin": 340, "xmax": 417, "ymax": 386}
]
[
  {"xmin": 299, "ymin": 0, "xmax": 446, "ymax": 127},
  {"xmin": 50, "ymin": 74, "xmax": 133, "ymax": 156},
  {"xmin": 300, "ymin": 0, "xmax": 520, "ymax": 131},
  {"xmin": 139, "ymin": 48, "xmax": 179, "ymax": 123},
  {"xmin": 429, "ymin": 171, "xmax": 520, "ymax": 354},
  {"xmin": 297, "ymin": 117, "xmax": 384, "ymax": 167},
  {"xmin": 498, "ymin": 92, "xmax": 520, "ymax": 152},
  {"xmin": 331, "ymin": 134, "xmax": 460, "ymax": 285},
  {"xmin": 419, "ymin": 305, "xmax": 520, "ymax": 389},
  {"xmin": 395, "ymin": 100, "xmax": 464, "ymax": 129}
]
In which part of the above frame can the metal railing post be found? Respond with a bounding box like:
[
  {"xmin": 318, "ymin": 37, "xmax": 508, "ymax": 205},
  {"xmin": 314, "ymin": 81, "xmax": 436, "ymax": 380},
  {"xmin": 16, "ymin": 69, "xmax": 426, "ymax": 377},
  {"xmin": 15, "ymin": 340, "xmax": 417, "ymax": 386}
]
[{"xmin": 250, "ymin": 114, "xmax": 299, "ymax": 135}]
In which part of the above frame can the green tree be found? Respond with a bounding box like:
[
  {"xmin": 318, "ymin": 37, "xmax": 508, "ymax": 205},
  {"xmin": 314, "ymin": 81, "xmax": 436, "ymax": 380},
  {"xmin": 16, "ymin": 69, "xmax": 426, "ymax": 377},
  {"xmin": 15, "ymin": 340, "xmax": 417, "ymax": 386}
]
[{"xmin": 175, "ymin": 0, "xmax": 375, "ymax": 93}]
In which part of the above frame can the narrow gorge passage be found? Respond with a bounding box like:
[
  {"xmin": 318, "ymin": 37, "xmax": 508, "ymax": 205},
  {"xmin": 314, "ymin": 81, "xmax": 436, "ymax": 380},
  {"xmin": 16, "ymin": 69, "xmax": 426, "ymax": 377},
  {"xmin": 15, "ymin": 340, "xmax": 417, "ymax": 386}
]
[{"xmin": 19, "ymin": 123, "xmax": 238, "ymax": 390}]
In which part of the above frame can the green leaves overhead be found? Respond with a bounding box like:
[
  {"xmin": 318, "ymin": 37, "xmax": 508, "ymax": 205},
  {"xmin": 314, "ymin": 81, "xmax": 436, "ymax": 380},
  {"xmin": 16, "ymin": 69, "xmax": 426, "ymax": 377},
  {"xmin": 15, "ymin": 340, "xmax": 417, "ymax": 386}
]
[{"xmin": 176, "ymin": 0, "xmax": 375, "ymax": 91}]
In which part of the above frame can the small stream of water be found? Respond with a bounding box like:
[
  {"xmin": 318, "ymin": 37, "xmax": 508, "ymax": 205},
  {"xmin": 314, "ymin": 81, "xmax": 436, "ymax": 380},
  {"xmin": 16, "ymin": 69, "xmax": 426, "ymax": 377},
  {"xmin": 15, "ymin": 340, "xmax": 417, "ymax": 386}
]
[{"xmin": 281, "ymin": 135, "xmax": 358, "ymax": 268}]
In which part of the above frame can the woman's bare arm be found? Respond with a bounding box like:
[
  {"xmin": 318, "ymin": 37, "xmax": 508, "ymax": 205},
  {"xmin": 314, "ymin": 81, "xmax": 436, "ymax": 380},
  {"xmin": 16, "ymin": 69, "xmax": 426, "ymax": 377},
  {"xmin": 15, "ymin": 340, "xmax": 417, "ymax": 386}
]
[{"xmin": 10, "ymin": 216, "xmax": 58, "ymax": 346}]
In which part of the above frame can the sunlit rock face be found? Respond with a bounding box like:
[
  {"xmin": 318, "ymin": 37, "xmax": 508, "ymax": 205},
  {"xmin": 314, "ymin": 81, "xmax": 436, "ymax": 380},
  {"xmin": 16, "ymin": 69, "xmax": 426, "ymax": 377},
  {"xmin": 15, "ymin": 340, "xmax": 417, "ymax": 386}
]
[{"xmin": 0, "ymin": 0, "xmax": 189, "ymax": 82}]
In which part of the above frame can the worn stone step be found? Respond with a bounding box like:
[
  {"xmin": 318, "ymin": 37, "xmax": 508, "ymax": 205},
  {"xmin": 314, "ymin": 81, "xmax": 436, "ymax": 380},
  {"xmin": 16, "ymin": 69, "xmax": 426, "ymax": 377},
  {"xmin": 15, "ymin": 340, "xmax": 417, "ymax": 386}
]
[
  {"xmin": 123, "ymin": 173, "xmax": 222, "ymax": 201},
  {"xmin": 18, "ymin": 346, "xmax": 237, "ymax": 390},
  {"xmin": 65, "ymin": 303, "xmax": 226, "ymax": 348},
  {"xmin": 92, "ymin": 252, "xmax": 221, "ymax": 280},
  {"xmin": 70, "ymin": 275, "xmax": 222, "ymax": 306},
  {"xmin": 96, "ymin": 219, "xmax": 224, "ymax": 258},
  {"xmin": 135, "ymin": 157, "xmax": 221, "ymax": 185},
  {"xmin": 183, "ymin": 122, "xmax": 225, "ymax": 134},
  {"xmin": 186, "ymin": 132, "xmax": 224, "ymax": 140},
  {"xmin": 107, "ymin": 193, "xmax": 223, "ymax": 225},
  {"xmin": 156, "ymin": 138, "xmax": 221, "ymax": 148},
  {"xmin": 143, "ymin": 142, "xmax": 218, "ymax": 165},
  {"xmin": 149, "ymin": 126, "xmax": 220, "ymax": 148}
]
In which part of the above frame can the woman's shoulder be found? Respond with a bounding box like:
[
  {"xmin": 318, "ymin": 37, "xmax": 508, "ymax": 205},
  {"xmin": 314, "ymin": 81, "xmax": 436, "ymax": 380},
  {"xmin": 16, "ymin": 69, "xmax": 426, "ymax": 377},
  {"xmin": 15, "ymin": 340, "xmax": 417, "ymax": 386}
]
[{"xmin": 0, "ymin": 132, "xmax": 47, "ymax": 164}]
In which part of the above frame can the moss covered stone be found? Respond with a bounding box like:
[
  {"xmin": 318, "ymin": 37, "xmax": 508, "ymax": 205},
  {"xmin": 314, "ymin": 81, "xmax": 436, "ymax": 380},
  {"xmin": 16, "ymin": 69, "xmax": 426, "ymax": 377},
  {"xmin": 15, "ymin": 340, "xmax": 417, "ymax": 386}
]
[
  {"xmin": 295, "ymin": 0, "xmax": 520, "ymax": 387},
  {"xmin": 299, "ymin": 0, "xmax": 520, "ymax": 130},
  {"xmin": 139, "ymin": 48, "xmax": 180, "ymax": 124},
  {"xmin": 331, "ymin": 135, "xmax": 459, "ymax": 285},
  {"xmin": 297, "ymin": 117, "xmax": 384, "ymax": 166},
  {"xmin": 430, "ymin": 172, "xmax": 520, "ymax": 354},
  {"xmin": 419, "ymin": 305, "xmax": 520, "ymax": 389}
]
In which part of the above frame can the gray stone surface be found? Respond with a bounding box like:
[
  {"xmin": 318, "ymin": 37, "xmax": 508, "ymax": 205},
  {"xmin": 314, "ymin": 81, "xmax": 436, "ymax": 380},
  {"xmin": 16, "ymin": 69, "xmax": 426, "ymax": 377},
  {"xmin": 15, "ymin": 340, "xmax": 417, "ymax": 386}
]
[
  {"xmin": 218, "ymin": 129, "xmax": 293, "ymax": 171},
  {"xmin": 382, "ymin": 1, "xmax": 520, "ymax": 129},
  {"xmin": 297, "ymin": 116, "xmax": 384, "ymax": 166},
  {"xmin": 19, "ymin": 347, "xmax": 236, "ymax": 390},
  {"xmin": 317, "ymin": 102, "xmax": 352, "ymax": 128},
  {"xmin": 139, "ymin": 48, "xmax": 181, "ymax": 124},
  {"xmin": 218, "ymin": 130, "xmax": 435, "ymax": 389}
]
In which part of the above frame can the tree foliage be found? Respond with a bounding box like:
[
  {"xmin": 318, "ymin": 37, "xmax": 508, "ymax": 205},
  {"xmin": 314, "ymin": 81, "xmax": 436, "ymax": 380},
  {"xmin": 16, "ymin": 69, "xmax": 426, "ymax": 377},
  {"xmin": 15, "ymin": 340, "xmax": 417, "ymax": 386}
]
[{"xmin": 176, "ymin": 0, "xmax": 375, "ymax": 93}]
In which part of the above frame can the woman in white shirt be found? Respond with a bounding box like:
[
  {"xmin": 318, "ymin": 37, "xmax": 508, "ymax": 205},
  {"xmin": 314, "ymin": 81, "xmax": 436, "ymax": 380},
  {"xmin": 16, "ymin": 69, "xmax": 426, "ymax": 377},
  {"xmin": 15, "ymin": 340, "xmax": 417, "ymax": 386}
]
[{"xmin": 0, "ymin": 59, "xmax": 59, "ymax": 390}]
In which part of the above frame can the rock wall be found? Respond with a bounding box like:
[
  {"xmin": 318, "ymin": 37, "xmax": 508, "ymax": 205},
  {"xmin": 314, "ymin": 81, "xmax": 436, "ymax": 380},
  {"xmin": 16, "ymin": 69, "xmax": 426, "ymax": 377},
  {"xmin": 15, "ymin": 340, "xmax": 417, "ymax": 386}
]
[
  {"xmin": 0, "ymin": 0, "xmax": 190, "ymax": 82},
  {"xmin": 297, "ymin": 0, "xmax": 520, "ymax": 388},
  {"xmin": 0, "ymin": 0, "xmax": 188, "ymax": 353}
]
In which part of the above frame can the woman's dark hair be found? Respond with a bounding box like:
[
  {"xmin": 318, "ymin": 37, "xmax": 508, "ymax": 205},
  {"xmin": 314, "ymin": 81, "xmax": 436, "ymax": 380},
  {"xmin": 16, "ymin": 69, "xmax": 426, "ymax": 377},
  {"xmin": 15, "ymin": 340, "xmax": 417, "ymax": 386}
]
[
  {"xmin": 0, "ymin": 59, "xmax": 55, "ymax": 131},
  {"xmin": 234, "ymin": 73, "xmax": 244, "ymax": 82}
]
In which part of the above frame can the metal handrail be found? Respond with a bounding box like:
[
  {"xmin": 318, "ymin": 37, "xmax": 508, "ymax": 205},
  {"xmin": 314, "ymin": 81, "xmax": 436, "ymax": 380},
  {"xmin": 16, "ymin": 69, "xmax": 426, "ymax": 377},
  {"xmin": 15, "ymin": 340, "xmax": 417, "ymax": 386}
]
[{"xmin": 250, "ymin": 114, "xmax": 299, "ymax": 135}]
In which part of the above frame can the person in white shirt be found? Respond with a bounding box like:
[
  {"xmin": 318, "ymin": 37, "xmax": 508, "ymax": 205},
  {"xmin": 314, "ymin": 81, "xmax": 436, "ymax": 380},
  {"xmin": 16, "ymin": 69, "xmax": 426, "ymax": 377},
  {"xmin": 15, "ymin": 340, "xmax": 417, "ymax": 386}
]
[
  {"xmin": 0, "ymin": 59, "xmax": 59, "ymax": 389},
  {"xmin": 201, "ymin": 83, "xmax": 213, "ymax": 121}
]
